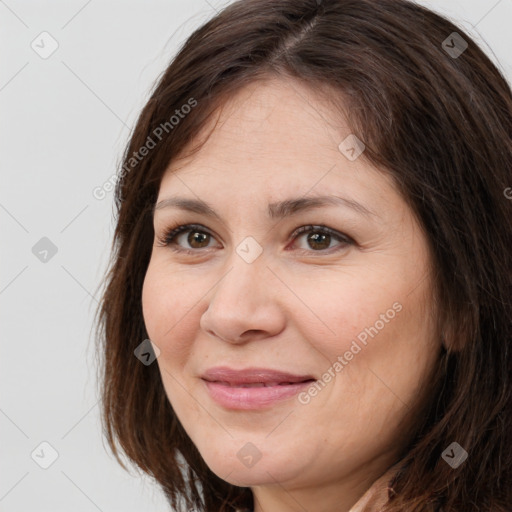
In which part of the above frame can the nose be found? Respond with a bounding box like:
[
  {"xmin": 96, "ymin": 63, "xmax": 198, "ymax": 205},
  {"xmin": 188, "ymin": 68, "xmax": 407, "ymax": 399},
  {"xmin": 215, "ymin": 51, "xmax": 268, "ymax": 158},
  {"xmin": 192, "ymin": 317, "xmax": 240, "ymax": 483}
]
[{"xmin": 199, "ymin": 256, "xmax": 286, "ymax": 344}]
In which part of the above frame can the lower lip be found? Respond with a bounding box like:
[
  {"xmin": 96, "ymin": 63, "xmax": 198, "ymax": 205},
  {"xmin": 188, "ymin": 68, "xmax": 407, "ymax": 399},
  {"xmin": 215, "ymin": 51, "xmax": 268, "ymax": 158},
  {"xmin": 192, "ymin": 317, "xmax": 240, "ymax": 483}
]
[{"xmin": 203, "ymin": 379, "xmax": 313, "ymax": 410}]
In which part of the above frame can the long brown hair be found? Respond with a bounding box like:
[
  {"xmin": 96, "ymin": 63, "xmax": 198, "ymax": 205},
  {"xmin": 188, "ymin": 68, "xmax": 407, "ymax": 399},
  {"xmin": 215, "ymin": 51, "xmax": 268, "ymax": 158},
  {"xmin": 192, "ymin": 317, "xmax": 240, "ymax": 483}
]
[{"xmin": 94, "ymin": 0, "xmax": 512, "ymax": 510}]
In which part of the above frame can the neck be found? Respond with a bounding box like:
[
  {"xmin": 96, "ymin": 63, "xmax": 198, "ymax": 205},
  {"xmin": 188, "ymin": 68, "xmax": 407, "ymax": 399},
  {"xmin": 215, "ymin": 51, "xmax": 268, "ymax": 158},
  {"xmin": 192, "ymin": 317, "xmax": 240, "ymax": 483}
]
[{"xmin": 251, "ymin": 460, "xmax": 398, "ymax": 512}]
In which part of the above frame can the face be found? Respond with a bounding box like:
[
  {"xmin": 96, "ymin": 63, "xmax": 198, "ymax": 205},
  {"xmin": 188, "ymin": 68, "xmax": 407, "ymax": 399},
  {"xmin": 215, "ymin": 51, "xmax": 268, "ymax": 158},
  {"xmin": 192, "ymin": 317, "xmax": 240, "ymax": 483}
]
[{"xmin": 142, "ymin": 77, "xmax": 441, "ymax": 509}]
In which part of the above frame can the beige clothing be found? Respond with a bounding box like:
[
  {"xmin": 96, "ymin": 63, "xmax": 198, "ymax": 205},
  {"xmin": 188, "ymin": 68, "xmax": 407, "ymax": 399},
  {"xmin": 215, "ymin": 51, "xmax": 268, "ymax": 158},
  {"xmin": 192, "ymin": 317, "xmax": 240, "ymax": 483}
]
[{"xmin": 348, "ymin": 464, "xmax": 397, "ymax": 512}]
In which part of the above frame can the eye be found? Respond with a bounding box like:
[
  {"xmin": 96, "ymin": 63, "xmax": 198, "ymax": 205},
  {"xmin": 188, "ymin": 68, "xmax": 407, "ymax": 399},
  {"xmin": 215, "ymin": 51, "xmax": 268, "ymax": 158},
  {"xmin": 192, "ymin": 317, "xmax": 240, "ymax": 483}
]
[
  {"xmin": 156, "ymin": 223, "xmax": 218, "ymax": 253},
  {"xmin": 155, "ymin": 223, "xmax": 353, "ymax": 254},
  {"xmin": 289, "ymin": 225, "xmax": 353, "ymax": 252}
]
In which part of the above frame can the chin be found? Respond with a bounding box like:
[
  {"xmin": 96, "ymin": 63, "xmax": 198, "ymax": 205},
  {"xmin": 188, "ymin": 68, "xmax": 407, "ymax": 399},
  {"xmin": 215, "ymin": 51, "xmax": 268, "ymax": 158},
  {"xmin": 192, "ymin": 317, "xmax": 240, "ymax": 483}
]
[{"xmin": 201, "ymin": 448, "xmax": 299, "ymax": 487}]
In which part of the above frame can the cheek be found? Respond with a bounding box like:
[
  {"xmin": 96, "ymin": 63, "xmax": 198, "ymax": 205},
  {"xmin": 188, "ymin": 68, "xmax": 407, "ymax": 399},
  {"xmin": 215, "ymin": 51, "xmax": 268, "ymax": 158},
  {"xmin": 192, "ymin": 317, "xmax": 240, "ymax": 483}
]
[
  {"xmin": 298, "ymin": 279, "xmax": 394, "ymax": 356},
  {"xmin": 142, "ymin": 265, "xmax": 179, "ymax": 352},
  {"xmin": 303, "ymin": 272, "xmax": 435, "ymax": 395},
  {"xmin": 141, "ymin": 266, "xmax": 162, "ymax": 341},
  {"xmin": 141, "ymin": 266, "xmax": 197, "ymax": 414},
  {"xmin": 141, "ymin": 263, "xmax": 199, "ymax": 368}
]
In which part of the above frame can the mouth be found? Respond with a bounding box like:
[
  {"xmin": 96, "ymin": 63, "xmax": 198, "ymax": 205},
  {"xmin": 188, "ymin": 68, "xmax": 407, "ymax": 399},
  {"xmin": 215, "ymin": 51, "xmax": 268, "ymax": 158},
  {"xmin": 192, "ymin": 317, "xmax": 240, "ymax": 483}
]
[{"xmin": 200, "ymin": 366, "xmax": 316, "ymax": 409}]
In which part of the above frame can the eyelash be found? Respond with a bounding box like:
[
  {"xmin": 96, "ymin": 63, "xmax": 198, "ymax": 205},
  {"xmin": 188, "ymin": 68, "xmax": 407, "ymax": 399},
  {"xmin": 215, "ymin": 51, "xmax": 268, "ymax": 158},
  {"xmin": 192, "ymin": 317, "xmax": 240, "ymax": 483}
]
[{"xmin": 155, "ymin": 223, "xmax": 354, "ymax": 255}]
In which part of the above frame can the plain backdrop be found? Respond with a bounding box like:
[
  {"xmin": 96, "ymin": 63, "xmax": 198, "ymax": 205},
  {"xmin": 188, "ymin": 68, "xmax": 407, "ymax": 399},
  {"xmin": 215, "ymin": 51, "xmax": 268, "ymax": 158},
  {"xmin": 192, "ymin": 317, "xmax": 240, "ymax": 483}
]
[{"xmin": 1, "ymin": 1, "xmax": 511, "ymax": 510}]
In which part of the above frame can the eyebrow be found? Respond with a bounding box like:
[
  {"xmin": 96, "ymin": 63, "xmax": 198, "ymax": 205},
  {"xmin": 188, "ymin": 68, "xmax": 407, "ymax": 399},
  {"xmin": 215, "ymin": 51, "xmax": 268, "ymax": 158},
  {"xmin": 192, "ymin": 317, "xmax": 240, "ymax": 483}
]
[{"xmin": 153, "ymin": 194, "xmax": 377, "ymax": 220}]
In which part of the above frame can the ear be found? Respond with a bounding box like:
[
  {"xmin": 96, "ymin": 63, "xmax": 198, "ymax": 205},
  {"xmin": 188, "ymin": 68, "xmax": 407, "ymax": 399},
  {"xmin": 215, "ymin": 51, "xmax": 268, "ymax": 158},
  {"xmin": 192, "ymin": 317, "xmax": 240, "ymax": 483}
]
[{"xmin": 440, "ymin": 312, "xmax": 467, "ymax": 353}]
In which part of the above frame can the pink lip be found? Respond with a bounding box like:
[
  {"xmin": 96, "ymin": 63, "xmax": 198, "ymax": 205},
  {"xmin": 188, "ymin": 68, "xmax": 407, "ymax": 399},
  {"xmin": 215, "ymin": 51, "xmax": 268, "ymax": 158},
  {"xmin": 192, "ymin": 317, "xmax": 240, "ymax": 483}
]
[{"xmin": 201, "ymin": 366, "xmax": 315, "ymax": 410}]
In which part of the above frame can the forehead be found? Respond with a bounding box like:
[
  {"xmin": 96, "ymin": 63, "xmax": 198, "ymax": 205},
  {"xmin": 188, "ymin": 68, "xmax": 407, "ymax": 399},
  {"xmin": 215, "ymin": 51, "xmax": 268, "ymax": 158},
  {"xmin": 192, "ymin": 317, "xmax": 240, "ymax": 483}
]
[{"xmin": 158, "ymin": 78, "xmax": 397, "ymax": 213}]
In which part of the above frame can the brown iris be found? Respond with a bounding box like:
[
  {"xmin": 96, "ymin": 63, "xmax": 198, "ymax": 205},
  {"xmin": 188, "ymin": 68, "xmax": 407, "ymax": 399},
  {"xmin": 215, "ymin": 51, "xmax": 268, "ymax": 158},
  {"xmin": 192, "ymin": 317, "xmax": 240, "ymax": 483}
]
[
  {"xmin": 307, "ymin": 232, "xmax": 331, "ymax": 250},
  {"xmin": 188, "ymin": 231, "xmax": 210, "ymax": 248}
]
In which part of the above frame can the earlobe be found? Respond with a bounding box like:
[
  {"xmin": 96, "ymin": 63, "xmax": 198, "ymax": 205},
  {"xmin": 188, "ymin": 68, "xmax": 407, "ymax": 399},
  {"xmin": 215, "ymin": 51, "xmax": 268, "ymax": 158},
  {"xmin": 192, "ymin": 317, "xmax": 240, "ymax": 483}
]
[
  {"xmin": 437, "ymin": 305, "xmax": 464, "ymax": 353},
  {"xmin": 440, "ymin": 322, "xmax": 463, "ymax": 353}
]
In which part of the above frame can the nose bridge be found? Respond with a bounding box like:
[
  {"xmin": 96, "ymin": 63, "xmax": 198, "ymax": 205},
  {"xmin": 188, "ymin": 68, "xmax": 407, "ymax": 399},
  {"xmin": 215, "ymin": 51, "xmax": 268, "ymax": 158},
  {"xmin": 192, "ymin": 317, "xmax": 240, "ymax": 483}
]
[
  {"xmin": 200, "ymin": 244, "xmax": 284, "ymax": 342},
  {"xmin": 213, "ymin": 244, "xmax": 268, "ymax": 311},
  {"xmin": 215, "ymin": 228, "xmax": 269, "ymax": 296}
]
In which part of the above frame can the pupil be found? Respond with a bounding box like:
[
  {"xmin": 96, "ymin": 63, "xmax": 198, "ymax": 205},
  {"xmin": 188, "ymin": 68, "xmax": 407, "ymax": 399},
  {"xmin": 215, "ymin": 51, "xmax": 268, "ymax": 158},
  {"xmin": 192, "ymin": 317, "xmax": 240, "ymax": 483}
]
[{"xmin": 309, "ymin": 232, "xmax": 330, "ymax": 250}]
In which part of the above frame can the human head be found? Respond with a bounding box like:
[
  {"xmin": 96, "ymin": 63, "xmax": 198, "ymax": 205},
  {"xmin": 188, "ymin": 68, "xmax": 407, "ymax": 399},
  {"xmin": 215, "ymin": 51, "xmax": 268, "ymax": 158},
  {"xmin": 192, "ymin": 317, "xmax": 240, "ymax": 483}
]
[{"xmin": 95, "ymin": 1, "xmax": 512, "ymax": 510}]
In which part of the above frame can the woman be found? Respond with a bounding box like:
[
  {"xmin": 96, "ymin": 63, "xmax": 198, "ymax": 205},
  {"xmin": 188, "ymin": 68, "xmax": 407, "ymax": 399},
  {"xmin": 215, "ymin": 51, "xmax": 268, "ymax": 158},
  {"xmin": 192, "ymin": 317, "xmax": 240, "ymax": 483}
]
[{"xmin": 95, "ymin": 0, "xmax": 512, "ymax": 510}]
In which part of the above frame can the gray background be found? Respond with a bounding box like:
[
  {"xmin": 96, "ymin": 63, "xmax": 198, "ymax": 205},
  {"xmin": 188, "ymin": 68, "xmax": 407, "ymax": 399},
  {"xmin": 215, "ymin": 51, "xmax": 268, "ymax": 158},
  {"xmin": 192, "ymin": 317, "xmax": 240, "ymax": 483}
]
[{"xmin": 1, "ymin": 1, "xmax": 511, "ymax": 510}]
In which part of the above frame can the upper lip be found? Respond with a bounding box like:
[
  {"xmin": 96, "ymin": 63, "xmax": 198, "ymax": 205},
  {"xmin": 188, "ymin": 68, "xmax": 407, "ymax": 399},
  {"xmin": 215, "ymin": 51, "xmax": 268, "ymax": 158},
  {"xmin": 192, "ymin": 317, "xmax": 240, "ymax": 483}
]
[{"xmin": 201, "ymin": 366, "xmax": 315, "ymax": 385}]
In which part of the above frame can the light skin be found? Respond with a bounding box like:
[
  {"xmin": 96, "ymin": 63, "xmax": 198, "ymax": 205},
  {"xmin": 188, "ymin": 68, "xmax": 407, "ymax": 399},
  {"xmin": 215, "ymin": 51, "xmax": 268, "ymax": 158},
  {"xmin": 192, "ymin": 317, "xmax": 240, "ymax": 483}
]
[{"xmin": 142, "ymin": 77, "xmax": 442, "ymax": 512}]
